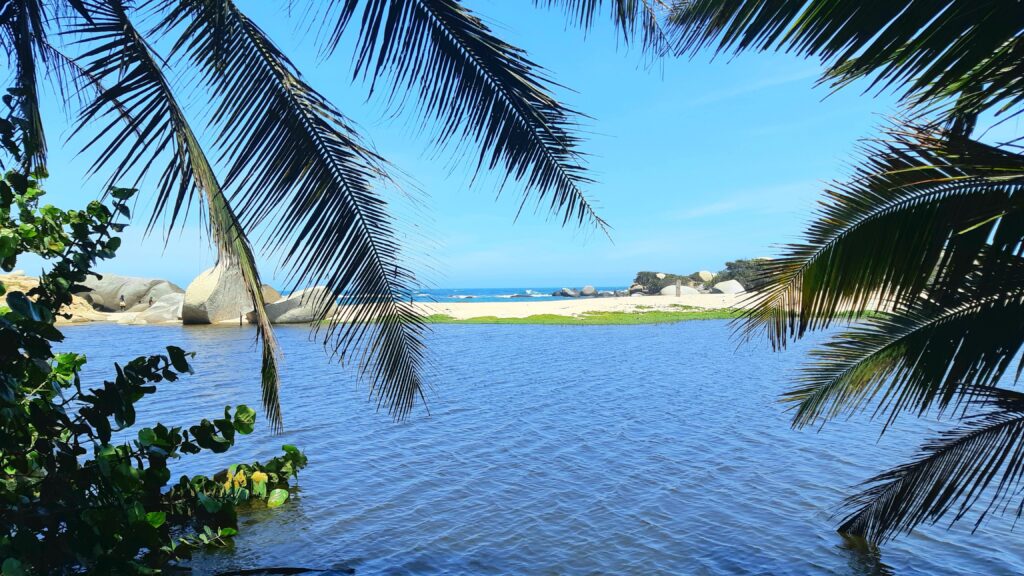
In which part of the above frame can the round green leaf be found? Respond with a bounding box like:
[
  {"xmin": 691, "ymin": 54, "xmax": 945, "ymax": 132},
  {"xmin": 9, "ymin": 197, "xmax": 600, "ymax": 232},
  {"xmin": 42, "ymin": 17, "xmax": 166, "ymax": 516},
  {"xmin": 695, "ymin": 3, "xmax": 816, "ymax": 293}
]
[
  {"xmin": 233, "ymin": 405, "xmax": 256, "ymax": 435},
  {"xmin": 146, "ymin": 511, "xmax": 166, "ymax": 528},
  {"xmin": 266, "ymin": 488, "xmax": 288, "ymax": 508}
]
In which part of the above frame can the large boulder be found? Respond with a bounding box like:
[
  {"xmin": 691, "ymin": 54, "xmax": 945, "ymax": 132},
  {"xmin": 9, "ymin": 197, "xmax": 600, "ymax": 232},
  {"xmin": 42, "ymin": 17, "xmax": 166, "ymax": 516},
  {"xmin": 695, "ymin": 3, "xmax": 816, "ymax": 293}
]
[
  {"xmin": 712, "ymin": 279, "xmax": 745, "ymax": 294},
  {"xmin": 253, "ymin": 286, "xmax": 337, "ymax": 324},
  {"xmin": 182, "ymin": 262, "xmax": 253, "ymax": 324},
  {"xmin": 655, "ymin": 272, "xmax": 666, "ymax": 279},
  {"xmin": 136, "ymin": 293, "xmax": 184, "ymax": 324},
  {"xmin": 660, "ymin": 284, "xmax": 699, "ymax": 296},
  {"xmin": 261, "ymin": 284, "xmax": 282, "ymax": 303},
  {"xmin": 628, "ymin": 283, "xmax": 645, "ymax": 294},
  {"xmin": 580, "ymin": 285, "xmax": 596, "ymax": 296},
  {"xmin": 695, "ymin": 270, "xmax": 715, "ymax": 283},
  {"xmin": 81, "ymin": 273, "xmax": 183, "ymax": 312},
  {"xmin": 556, "ymin": 288, "xmax": 579, "ymax": 298}
]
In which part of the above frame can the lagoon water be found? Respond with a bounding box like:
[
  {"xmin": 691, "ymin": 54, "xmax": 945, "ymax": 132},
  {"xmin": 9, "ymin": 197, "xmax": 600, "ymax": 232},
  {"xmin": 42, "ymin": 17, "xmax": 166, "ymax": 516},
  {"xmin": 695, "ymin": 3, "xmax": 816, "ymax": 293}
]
[{"xmin": 60, "ymin": 321, "xmax": 1023, "ymax": 575}]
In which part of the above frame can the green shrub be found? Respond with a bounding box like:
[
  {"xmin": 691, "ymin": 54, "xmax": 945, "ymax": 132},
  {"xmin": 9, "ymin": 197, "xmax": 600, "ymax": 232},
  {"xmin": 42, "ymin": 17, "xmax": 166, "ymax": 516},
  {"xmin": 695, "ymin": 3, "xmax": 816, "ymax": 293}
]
[
  {"xmin": 714, "ymin": 259, "xmax": 771, "ymax": 291},
  {"xmin": 631, "ymin": 271, "xmax": 693, "ymax": 294},
  {"xmin": 0, "ymin": 168, "xmax": 306, "ymax": 574}
]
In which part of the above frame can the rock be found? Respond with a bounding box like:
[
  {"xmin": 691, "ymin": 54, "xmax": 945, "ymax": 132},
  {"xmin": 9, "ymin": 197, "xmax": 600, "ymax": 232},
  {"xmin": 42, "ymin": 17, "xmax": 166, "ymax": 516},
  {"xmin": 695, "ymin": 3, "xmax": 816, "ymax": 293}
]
[
  {"xmin": 182, "ymin": 261, "xmax": 253, "ymax": 324},
  {"xmin": 81, "ymin": 273, "xmax": 184, "ymax": 312},
  {"xmin": 660, "ymin": 284, "xmax": 700, "ymax": 296},
  {"xmin": 614, "ymin": 290, "xmax": 629, "ymax": 297},
  {"xmin": 261, "ymin": 284, "xmax": 282, "ymax": 303},
  {"xmin": 628, "ymin": 283, "xmax": 645, "ymax": 294},
  {"xmin": 655, "ymin": 272, "xmax": 666, "ymax": 280},
  {"xmin": 712, "ymin": 279, "xmax": 745, "ymax": 294},
  {"xmin": 556, "ymin": 288, "xmax": 579, "ymax": 298},
  {"xmin": 257, "ymin": 286, "xmax": 337, "ymax": 324},
  {"xmin": 580, "ymin": 285, "xmax": 596, "ymax": 296},
  {"xmin": 0, "ymin": 273, "xmax": 107, "ymax": 323},
  {"xmin": 695, "ymin": 270, "xmax": 715, "ymax": 282},
  {"xmin": 630, "ymin": 292, "xmax": 645, "ymax": 297},
  {"xmin": 136, "ymin": 293, "xmax": 184, "ymax": 323}
]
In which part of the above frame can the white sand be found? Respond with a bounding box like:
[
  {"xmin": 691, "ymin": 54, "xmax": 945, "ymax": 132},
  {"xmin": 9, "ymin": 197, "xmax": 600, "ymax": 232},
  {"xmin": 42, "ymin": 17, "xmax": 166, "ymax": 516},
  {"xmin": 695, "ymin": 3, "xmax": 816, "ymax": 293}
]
[{"xmin": 412, "ymin": 294, "xmax": 751, "ymax": 320}]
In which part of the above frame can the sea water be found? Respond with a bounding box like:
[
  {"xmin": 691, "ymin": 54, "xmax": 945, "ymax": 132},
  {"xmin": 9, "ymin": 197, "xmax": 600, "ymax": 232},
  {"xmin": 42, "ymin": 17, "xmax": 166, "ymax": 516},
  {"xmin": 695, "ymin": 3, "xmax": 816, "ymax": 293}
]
[{"xmin": 58, "ymin": 322, "xmax": 1024, "ymax": 575}]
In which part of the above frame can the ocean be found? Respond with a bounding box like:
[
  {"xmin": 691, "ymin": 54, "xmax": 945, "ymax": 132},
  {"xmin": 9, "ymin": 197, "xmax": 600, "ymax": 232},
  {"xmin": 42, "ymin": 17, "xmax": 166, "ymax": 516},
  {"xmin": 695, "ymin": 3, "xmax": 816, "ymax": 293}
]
[
  {"xmin": 57, "ymin": 322, "xmax": 1024, "ymax": 575},
  {"xmin": 411, "ymin": 287, "xmax": 629, "ymax": 303}
]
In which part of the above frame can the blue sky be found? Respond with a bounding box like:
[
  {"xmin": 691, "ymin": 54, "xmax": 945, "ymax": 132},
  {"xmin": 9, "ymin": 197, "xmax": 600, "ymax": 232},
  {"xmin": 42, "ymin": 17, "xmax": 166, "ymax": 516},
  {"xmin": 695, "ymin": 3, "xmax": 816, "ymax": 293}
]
[{"xmin": 27, "ymin": 1, "xmax": 905, "ymax": 289}]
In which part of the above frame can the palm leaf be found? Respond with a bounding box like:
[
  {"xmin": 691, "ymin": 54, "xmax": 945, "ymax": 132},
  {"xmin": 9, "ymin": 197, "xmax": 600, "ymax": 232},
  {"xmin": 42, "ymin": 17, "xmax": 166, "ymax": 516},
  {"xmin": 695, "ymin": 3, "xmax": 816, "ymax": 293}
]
[
  {"xmin": 668, "ymin": 0, "xmax": 1024, "ymax": 126},
  {"xmin": 740, "ymin": 123, "xmax": 1024, "ymax": 349},
  {"xmin": 839, "ymin": 387, "xmax": 1024, "ymax": 542},
  {"xmin": 322, "ymin": 0, "xmax": 608, "ymax": 232},
  {"xmin": 158, "ymin": 0, "xmax": 428, "ymax": 420},
  {"xmin": 534, "ymin": 0, "xmax": 671, "ymax": 54},
  {"xmin": 0, "ymin": 0, "xmax": 49, "ymax": 171},
  {"xmin": 67, "ymin": 0, "xmax": 284, "ymax": 429},
  {"xmin": 789, "ymin": 255, "xmax": 1024, "ymax": 430}
]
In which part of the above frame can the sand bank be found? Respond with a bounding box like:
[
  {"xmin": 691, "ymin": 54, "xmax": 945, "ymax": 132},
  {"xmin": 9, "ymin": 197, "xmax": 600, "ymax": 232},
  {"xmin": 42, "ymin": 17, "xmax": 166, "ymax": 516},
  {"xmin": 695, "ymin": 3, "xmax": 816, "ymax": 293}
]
[{"xmin": 412, "ymin": 294, "xmax": 750, "ymax": 320}]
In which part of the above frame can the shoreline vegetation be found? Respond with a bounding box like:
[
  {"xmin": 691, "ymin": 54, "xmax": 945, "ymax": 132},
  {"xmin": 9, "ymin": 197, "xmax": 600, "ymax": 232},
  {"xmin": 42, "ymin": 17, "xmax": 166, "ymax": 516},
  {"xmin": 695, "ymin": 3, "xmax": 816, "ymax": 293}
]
[
  {"xmin": 411, "ymin": 295, "xmax": 748, "ymax": 324},
  {"xmin": 421, "ymin": 308, "xmax": 741, "ymax": 325}
]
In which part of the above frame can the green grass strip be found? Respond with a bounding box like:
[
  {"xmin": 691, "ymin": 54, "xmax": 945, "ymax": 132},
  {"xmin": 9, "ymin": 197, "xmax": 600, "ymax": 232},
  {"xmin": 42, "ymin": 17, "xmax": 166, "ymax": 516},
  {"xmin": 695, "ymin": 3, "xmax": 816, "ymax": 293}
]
[{"xmin": 421, "ymin": 308, "xmax": 741, "ymax": 325}]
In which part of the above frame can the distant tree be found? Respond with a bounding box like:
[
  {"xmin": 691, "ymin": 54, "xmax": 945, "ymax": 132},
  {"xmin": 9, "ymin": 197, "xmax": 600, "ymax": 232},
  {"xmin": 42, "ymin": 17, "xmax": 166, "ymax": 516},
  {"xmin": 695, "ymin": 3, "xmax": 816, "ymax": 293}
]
[
  {"xmin": 713, "ymin": 259, "xmax": 769, "ymax": 291},
  {"xmin": 670, "ymin": 0, "xmax": 1024, "ymax": 544},
  {"xmin": 632, "ymin": 270, "xmax": 693, "ymax": 293}
]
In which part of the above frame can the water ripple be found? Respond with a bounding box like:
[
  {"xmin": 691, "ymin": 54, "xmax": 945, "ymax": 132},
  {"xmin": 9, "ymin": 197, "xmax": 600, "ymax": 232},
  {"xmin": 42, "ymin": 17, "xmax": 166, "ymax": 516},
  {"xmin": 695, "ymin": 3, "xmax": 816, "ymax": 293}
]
[{"xmin": 58, "ymin": 321, "xmax": 1024, "ymax": 575}]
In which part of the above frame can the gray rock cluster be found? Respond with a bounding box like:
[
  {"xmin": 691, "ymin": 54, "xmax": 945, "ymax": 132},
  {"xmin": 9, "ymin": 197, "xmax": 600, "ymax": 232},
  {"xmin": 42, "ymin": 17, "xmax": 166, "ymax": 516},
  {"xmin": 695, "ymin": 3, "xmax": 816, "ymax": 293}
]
[
  {"xmin": 629, "ymin": 269, "xmax": 748, "ymax": 296},
  {"xmin": 552, "ymin": 286, "xmax": 628, "ymax": 298},
  {"xmin": 81, "ymin": 273, "xmax": 184, "ymax": 312},
  {"xmin": 182, "ymin": 262, "xmax": 335, "ymax": 325},
  {"xmin": 659, "ymin": 284, "xmax": 699, "ymax": 296},
  {"xmin": 247, "ymin": 286, "xmax": 338, "ymax": 324},
  {"xmin": 135, "ymin": 293, "xmax": 184, "ymax": 323},
  {"xmin": 182, "ymin": 262, "xmax": 254, "ymax": 324},
  {"xmin": 711, "ymin": 279, "xmax": 745, "ymax": 294},
  {"xmin": 80, "ymin": 263, "xmax": 336, "ymax": 325}
]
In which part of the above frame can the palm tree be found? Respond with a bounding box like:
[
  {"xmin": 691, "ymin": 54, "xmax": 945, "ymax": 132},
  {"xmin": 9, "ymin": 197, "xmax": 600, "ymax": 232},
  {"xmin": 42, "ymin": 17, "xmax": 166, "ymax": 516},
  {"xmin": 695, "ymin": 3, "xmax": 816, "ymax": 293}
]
[
  {"xmin": 668, "ymin": 0, "xmax": 1024, "ymax": 543},
  {"xmin": 0, "ymin": 0, "xmax": 667, "ymax": 430}
]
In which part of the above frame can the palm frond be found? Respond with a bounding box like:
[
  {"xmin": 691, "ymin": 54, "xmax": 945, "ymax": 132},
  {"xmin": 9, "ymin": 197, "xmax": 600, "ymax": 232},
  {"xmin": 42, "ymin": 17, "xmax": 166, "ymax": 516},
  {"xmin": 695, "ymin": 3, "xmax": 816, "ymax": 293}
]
[
  {"xmin": 534, "ymin": 0, "xmax": 671, "ymax": 54},
  {"xmin": 839, "ymin": 387, "xmax": 1024, "ymax": 543},
  {"xmin": 323, "ymin": 0, "xmax": 608, "ymax": 232},
  {"xmin": 740, "ymin": 123, "xmax": 1024, "ymax": 349},
  {"xmin": 0, "ymin": 0, "xmax": 49, "ymax": 171},
  {"xmin": 668, "ymin": 0, "xmax": 1024, "ymax": 127},
  {"xmin": 158, "ymin": 0, "xmax": 428, "ymax": 420},
  {"xmin": 68, "ymin": 0, "xmax": 284, "ymax": 429},
  {"xmin": 789, "ymin": 258, "xmax": 1024, "ymax": 430}
]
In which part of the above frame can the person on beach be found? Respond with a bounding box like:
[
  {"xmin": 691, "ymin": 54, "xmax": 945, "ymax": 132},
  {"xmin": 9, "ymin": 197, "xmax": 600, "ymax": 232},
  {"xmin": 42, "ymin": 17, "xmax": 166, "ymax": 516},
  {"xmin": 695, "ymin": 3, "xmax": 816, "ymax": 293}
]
[
  {"xmin": 148, "ymin": 296, "xmax": 154, "ymax": 307},
  {"xmin": 119, "ymin": 294, "xmax": 126, "ymax": 312}
]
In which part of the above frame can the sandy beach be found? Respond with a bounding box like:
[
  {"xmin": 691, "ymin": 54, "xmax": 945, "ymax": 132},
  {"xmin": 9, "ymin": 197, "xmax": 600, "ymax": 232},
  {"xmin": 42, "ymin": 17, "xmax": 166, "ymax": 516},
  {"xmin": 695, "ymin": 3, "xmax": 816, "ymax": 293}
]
[{"xmin": 412, "ymin": 294, "xmax": 749, "ymax": 320}]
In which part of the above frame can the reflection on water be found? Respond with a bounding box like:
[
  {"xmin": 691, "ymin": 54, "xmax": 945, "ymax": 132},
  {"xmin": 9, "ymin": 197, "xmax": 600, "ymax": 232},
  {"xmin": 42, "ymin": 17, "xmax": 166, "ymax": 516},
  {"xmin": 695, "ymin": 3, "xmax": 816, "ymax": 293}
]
[
  {"xmin": 838, "ymin": 535, "xmax": 894, "ymax": 576},
  {"xmin": 60, "ymin": 321, "xmax": 1024, "ymax": 575}
]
